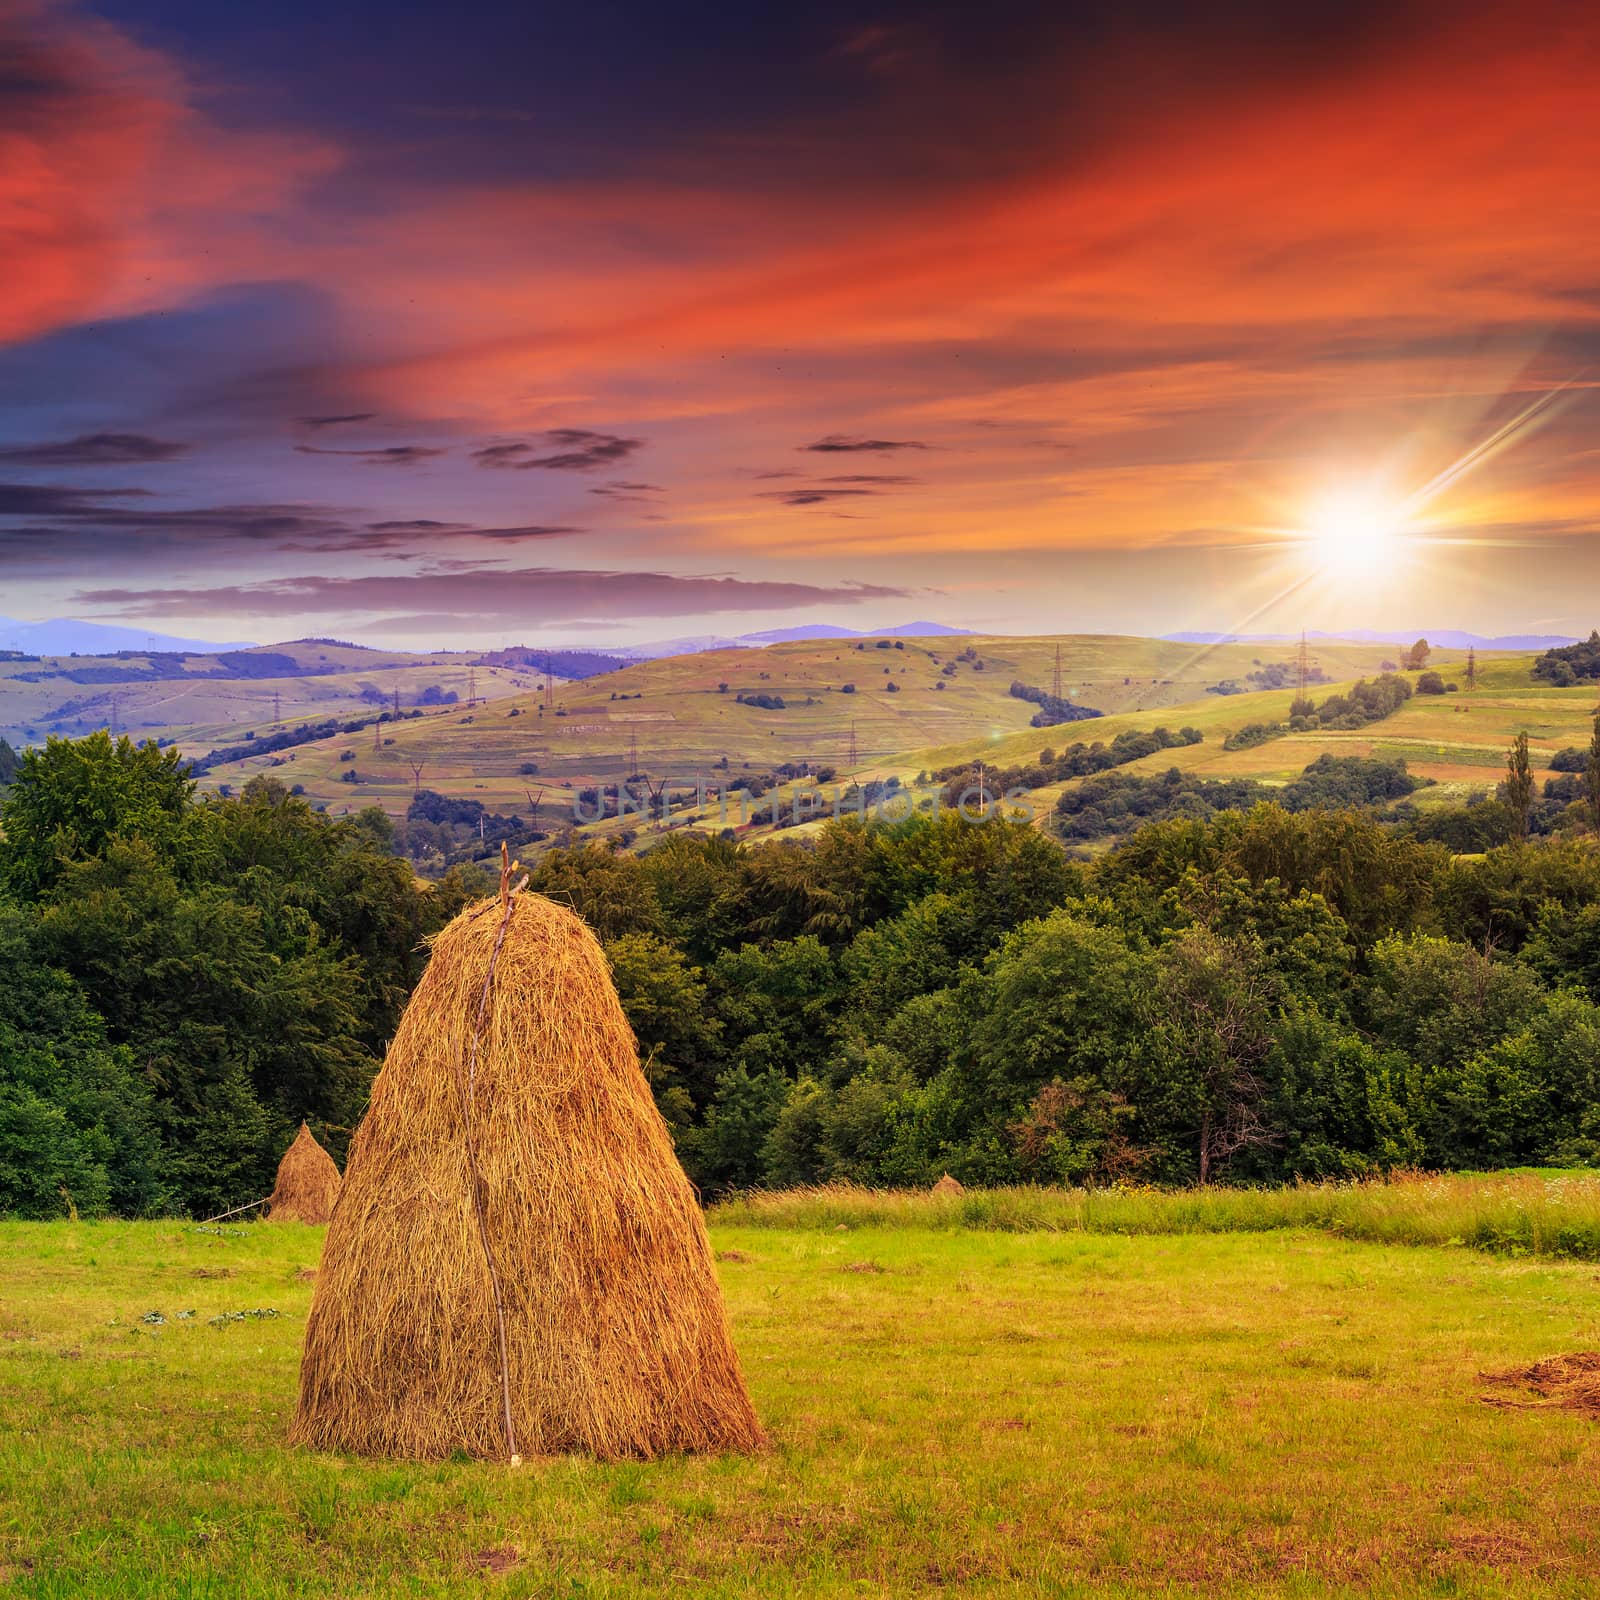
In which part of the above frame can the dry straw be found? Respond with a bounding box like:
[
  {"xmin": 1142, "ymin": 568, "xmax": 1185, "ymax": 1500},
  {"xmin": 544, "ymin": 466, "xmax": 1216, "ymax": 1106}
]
[
  {"xmin": 291, "ymin": 858, "xmax": 764, "ymax": 1462},
  {"xmin": 267, "ymin": 1122, "xmax": 342, "ymax": 1224},
  {"xmin": 932, "ymin": 1173, "xmax": 966, "ymax": 1197}
]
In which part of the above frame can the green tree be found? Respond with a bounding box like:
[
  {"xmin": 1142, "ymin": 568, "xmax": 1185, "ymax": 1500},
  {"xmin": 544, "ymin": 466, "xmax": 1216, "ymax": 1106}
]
[
  {"xmin": 528, "ymin": 841, "xmax": 664, "ymax": 939},
  {"xmin": 605, "ymin": 931, "xmax": 721, "ymax": 1111},
  {"xmin": 1152, "ymin": 928, "xmax": 1279, "ymax": 1184},
  {"xmin": 0, "ymin": 907, "xmax": 165, "ymax": 1218},
  {"xmin": 1503, "ymin": 731, "xmax": 1535, "ymax": 842},
  {"xmin": 1586, "ymin": 714, "xmax": 1600, "ymax": 835},
  {"xmin": 0, "ymin": 732, "xmax": 194, "ymax": 900}
]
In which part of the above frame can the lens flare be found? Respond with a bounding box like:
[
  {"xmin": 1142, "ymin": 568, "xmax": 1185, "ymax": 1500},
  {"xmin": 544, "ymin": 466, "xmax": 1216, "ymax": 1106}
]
[{"xmin": 1301, "ymin": 488, "xmax": 1407, "ymax": 577}]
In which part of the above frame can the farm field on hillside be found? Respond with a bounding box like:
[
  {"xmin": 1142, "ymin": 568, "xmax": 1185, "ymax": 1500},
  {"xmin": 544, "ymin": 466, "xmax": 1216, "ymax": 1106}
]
[
  {"xmin": 905, "ymin": 651, "xmax": 1600, "ymax": 819},
  {"xmin": 4, "ymin": 1186, "xmax": 1600, "ymax": 1597},
  {"xmin": 0, "ymin": 642, "xmax": 533, "ymax": 750},
  {"xmin": 193, "ymin": 634, "xmax": 1409, "ymax": 821}
]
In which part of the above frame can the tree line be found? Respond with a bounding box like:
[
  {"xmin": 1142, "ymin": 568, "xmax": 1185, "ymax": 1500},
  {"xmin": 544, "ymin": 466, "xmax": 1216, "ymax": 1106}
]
[{"xmin": 3, "ymin": 725, "xmax": 1600, "ymax": 1216}]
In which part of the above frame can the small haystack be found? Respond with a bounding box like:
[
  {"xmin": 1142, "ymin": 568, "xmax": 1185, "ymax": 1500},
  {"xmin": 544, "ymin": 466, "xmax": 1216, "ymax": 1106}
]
[
  {"xmin": 267, "ymin": 1123, "xmax": 342, "ymax": 1224},
  {"xmin": 932, "ymin": 1173, "xmax": 966, "ymax": 1197},
  {"xmin": 290, "ymin": 865, "xmax": 764, "ymax": 1462},
  {"xmin": 1480, "ymin": 1352, "xmax": 1600, "ymax": 1417}
]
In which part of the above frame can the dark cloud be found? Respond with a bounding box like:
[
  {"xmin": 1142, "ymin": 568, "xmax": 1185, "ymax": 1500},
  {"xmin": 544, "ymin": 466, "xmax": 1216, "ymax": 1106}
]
[
  {"xmin": 589, "ymin": 479, "xmax": 663, "ymax": 502},
  {"xmin": 472, "ymin": 429, "xmax": 644, "ymax": 471},
  {"xmin": 366, "ymin": 518, "xmax": 469, "ymax": 531},
  {"xmin": 0, "ymin": 432, "xmax": 188, "ymax": 465},
  {"xmin": 820, "ymin": 474, "xmax": 921, "ymax": 486},
  {"xmin": 0, "ymin": 482, "xmax": 344, "ymax": 546},
  {"xmin": 0, "ymin": 483, "xmax": 144, "ymax": 516},
  {"xmin": 293, "ymin": 444, "xmax": 446, "ymax": 466},
  {"xmin": 296, "ymin": 412, "xmax": 379, "ymax": 428},
  {"xmin": 0, "ymin": 483, "xmax": 575, "ymax": 561},
  {"xmin": 762, "ymin": 488, "xmax": 881, "ymax": 507},
  {"xmin": 74, "ymin": 566, "xmax": 910, "ymax": 627},
  {"xmin": 800, "ymin": 434, "xmax": 928, "ymax": 454}
]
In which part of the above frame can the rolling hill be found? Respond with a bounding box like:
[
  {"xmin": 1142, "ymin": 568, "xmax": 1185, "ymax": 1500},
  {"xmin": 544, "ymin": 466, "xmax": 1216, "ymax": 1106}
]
[{"xmin": 192, "ymin": 632, "xmax": 1425, "ymax": 828}]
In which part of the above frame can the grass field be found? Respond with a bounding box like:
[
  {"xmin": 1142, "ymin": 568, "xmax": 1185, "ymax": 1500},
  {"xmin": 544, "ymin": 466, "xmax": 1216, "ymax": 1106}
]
[
  {"xmin": 191, "ymin": 634, "xmax": 1432, "ymax": 823},
  {"xmin": 5, "ymin": 1174, "xmax": 1600, "ymax": 1597},
  {"xmin": 0, "ymin": 640, "xmax": 533, "ymax": 751}
]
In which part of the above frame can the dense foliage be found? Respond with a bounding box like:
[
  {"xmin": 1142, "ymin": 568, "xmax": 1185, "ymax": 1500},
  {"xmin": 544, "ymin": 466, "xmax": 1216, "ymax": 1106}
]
[
  {"xmin": 1532, "ymin": 631, "xmax": 1600, "ymax": 686},
  {"xmin": 1007, "ymin": 681, "xmax": 1105, "ymax": 727},
  {"xmin": 1055, "ymin": 755, "xmax": 1427, "ymax": 842},
  {"xmin": 0, "ymin": 735, "xmax": 454, "ymax": 1217},
  {"xmin": 4, "ymin": 727, "xmax": 1600, "ymax": 1218}
]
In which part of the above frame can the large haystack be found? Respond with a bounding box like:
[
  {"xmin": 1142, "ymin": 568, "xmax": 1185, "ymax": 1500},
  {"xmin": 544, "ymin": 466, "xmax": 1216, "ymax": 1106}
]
[
  {"xmin": 932, "ymin": 1173, "xmax": 966, "ymax": 1197},
  {"xmin": 268, "ymin": 1122, "xmax": 342, "ymax": 1224},
  {"xmin": 290, "ymin": 875, "xmax": 764, "ymax": 1462}
]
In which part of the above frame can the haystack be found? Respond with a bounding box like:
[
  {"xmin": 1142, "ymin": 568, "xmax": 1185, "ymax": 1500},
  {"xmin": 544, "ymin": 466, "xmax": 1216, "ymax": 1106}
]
[
  {"xmin": 268, "ymin": 1122, "xmax": 342, "ymax": 1224},
  {"xmin": 932, "ymin": 1173, "xmax": 965, "ymax": 1197},
  {"xmin": 290, "ymin": 869, "xmax": 764, "ymax": 1462}
]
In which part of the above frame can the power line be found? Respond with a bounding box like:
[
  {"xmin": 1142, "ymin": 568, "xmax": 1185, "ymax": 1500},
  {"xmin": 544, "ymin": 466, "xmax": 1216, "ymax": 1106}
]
[{"xmin": 1052, "ymin": 643, "xmax": 1063, "ymax": 702}]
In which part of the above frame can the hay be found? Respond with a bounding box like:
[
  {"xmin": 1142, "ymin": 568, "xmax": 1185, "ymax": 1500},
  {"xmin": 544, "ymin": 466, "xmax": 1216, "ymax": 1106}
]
[
  {"xmin": 932, "ymin": 1173, "xmax": 965, "ymax": 1197},
  {"xmin": 267, "ymin": 1123, "xmax": 342, "ymax": 1224},
  {"xmin": 1480, "ymin": 1352, "xmax": 1600, "ymax": 1416},
  {"xmin": 290, "ymin": 881, "xmax": 765, "ymax": 1462}
]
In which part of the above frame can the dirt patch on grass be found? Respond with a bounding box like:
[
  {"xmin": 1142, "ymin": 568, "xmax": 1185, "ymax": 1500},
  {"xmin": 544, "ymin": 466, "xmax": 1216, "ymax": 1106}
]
[
  {"xmin": 842, "ymin": 1261, "xmax": 885, "ymax": 1274},
  {"xmin": 715, "ymin": 1250, "xmax": 754, "ymax": 1264},
  {"xmin": 292, "ymin": 1267, "xmax": 317, "ymax": 1282},
  {"xmin": 471, "ymin": 1544, "xmax": 521, "ymax": 1575},
  {"xmin": 1480, "ymin": 1351, "xmax": 1600, "ymax": 1416},
  {"xmin": 190, "ymin": 1267, "xmax": 234, "ymax": 1279}
]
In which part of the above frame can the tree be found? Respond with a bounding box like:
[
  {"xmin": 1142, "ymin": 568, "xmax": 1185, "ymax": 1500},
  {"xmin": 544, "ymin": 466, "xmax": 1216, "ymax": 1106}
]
[
  {"xmin": 0, "ymin": 906, "xmax": 165, "ymax": 1218},
  {"xmin": 1503, "ymin": 731, "xmax": 1535, "ymax": 843},
  {"xmin": 0, "ymin": 732, "xmax": 194, "ymax": 900},
  {"xmin": 1153, "ymin": 928, "xmax": 1279, "ymax": 1184},
  {"xmin": 1587, "ymin": 714, "xmax": 1600, "ymax": 835},
  {"xmin": 1405, "ymin": 638, "xmax": 1431, "ymax": 671}
]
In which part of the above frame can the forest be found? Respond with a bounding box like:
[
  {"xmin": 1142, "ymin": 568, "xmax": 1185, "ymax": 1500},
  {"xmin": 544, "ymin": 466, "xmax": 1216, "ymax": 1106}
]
[{"xmin": 3, "ymin": 727, "xmax": 1600, "ymax": 1217}]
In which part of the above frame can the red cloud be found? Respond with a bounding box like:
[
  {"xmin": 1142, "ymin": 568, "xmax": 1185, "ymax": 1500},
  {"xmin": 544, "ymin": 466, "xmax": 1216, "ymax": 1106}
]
[{"xmin": 0, "ymin": 0, "xmax": 335, "ymax": 345}]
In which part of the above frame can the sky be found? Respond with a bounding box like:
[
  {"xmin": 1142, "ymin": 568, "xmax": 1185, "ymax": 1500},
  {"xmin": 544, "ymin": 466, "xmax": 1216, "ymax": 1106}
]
[{"xmin": 1, "ymin": 0, "xmax": 1598, "ymax": 649}]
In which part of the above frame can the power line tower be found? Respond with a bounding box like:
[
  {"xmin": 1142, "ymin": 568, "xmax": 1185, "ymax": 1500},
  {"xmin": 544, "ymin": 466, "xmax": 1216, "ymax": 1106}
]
[
  {"xmin": 1052, "ymin": 643, "xmax": 1063, "ymax": 703},
  {"xmin": 410, "ymin": 761, "xmax": 425, "ymax": 795},
  {"xmin": 273, "ymin": 689, "xmax": 282, "ymax": 725},
  {"xmin": 629, "ymin": 728, "xmax": 639, "ymax": 778},
  {"xmin": 1466, "ymin": 646, "xmax": 1478, "ymax": 691},
  {"xmin": 847, "ymin": 720, "xmax": 858, "ymax": 768},
  {"xmin": 1296, "ymin": 630, "xmax": 1309, "ymax": 697},
  {"xmin": 467, "ymin": 666, "xmax": 477, "ymax": 708},
  {"xmin": 543, "ymin": 656, "xmax": 554, "ymax": 711},
  {"xmin": 109, "ymin": 692, "xmax": 118, "ymax": 737}
]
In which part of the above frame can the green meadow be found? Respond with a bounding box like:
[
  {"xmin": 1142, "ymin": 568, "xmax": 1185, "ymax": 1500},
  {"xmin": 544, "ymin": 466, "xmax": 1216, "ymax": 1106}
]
[{"xmin": 5, "ymin": 1174, "xmax": 1600, "ymax": 1598}]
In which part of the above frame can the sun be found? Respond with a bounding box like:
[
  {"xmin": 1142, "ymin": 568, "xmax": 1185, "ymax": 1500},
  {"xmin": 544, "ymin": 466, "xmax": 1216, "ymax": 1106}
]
[{"xmin": 1300, "ymin": 487, "xmax": 1407, "ymax": 578}]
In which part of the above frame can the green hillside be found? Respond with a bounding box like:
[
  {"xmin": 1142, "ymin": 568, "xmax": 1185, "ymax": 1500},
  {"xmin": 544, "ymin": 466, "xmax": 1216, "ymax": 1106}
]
[
  {"xmin": 195, "ymin": 634, "xmax": 1410, "ymax": 822},
  {"xmin": 0, "ymin": 640, "xmax": 539, "ymax": 750}
]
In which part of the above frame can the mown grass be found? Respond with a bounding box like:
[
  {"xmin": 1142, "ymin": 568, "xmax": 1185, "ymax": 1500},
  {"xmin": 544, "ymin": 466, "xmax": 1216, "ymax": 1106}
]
[
  {"xmin": 3, "ymin": 1190, "xmax": 1600, "ymax": 1597},
  {"xmin": 711, "ymin": 1171, "xmax": 1600, "ymax": 1261}
]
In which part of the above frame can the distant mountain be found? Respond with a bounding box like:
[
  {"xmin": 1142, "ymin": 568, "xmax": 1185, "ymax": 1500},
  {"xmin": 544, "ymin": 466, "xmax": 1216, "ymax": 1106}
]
[
  {"xmin": 1163, "ymin": 628, "xmax": 1580, "ymax": 651},
  {"xmin": 0, "ymin": 615, "xmax": 255, "ymax": 655},
  {"xmin": 614, "ymin": 634, "xmax": 756, "ymax": 660},
  {"xmin": 621, "ymin": 620, "xmax": 975, "ymax": 657},
  {"xmin": 741, "ymin": 619, "xmax": 974, "ymax": 643}
]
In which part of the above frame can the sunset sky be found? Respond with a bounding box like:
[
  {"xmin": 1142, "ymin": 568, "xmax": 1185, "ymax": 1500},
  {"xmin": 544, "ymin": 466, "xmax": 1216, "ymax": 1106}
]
[{"xmin": 2, "ymin": 0, "xmax": 1598, "ymax": 648}]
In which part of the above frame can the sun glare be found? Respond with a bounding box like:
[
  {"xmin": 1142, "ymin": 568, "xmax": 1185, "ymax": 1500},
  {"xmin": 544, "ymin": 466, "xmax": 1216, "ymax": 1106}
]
[{"xmin": 1301, "ymin": 488, "xmax": 1406, "ymax": 578}]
